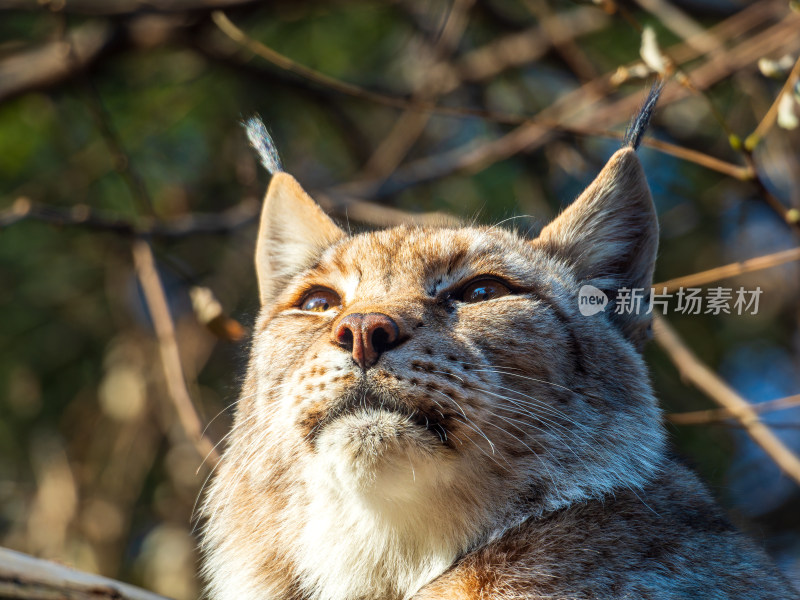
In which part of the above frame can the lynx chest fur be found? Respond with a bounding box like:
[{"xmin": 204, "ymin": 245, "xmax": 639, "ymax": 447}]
[{"xmin": 201, "ymin": 98, "xmax": 798, "ymax": 600}]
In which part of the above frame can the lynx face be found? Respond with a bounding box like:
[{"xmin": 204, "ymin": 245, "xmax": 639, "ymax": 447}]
[
  {"xmin": 252, "ymin": 222, "xmax": 660, "ymax": 504},
  {"xmin": 203, "ymin": 148, "xmax": 666, "ymax": 600}
]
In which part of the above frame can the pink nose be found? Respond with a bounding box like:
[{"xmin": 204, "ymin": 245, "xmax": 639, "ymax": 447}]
[{"xmin": 333, "ymin": 312, "xmax": 400, "ymax": 369}]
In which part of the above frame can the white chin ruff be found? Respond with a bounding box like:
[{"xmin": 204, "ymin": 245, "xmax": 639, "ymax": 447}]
[
  {"xmin": 312, "ymin": 408, "xmax": 451, "ymax": 497},
  {"xmin": 296, "ymin": 412, "xmax": 467, "ymax": 600}
]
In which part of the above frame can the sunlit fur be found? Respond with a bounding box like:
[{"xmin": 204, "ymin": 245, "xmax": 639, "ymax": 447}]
[{"xmin": 201, "ymin": 150, "xmax": 795, "ymax": 600}]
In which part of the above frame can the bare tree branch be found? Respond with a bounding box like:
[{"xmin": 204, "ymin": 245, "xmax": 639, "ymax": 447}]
[
  {"xmin": 668, "ymin": 394, "xmax": 800, "ymax": 425},
  {"xmin": 356, "ymin": 0, "xmax": 475, "ymax": 180},
  {"xmin": 132, "ymin": 239, "xmax": 221, "ymax": 468},
  {"xmin": 207, "ymin": 0, "xmax": 789, "ymax": 190},
  {"xmin": 209, "ymin": 8, "xmax": 611, "ymax": 126},
  {"xmin": 745, "ymin": 55, "xmax": 800, "ymax": 150},
  {"xmin": 0, "ymin": 547, "xmax": 170, "ymax": 600},
  {"xmin": 0, "ymin": 193, "xmax": 455, "ymax": 234},
  {"xmin": 653, "ymin": 314, "xmax": 800, "ymax": 486},
  {"xmin": 0, "ymin": 196, "xmax": 260, "ymax": 237},
  {"xmin": 0, "ymin": 21, "xmax": 113, "ymax": 103},
  {"xmin": 654, "ymin": 247, "xmax": 800, "ymax": 291},
  {"xmin": 332, "ymin": 11, "xmax": 800, "ymax": 203},
  {"xmin": 454, "ymin": 6, "xmax": 610, "ymax": 85}
]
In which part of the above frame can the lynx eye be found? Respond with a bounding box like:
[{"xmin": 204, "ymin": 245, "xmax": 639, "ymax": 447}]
[
  {"xmin": 299, "ymin": 288, "xmax": 341, "ymax": 312},
  {"xmin": 459, "ymin": 279, "xmax": 511, "ymax": 303}
]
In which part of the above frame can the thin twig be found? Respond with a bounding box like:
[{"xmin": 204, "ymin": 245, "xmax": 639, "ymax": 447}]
[
  {"xmin": 639, "ymin": 137, "xmax": 750, "ymax": 180},
  {"xmin": 74, "ymin": 59, "xmax": 154, "ymax": 215},
  {"xmin": 653, "ymin": 314, "xmax": 800, "ymax": 486},
  {"xmin": 0, "ymin": 196, "xmax": 259, "ymax": 237},
  {"xmin": 668, "ymin": 394, "xmax": 800, "ymax": 425},
  {"xmin": 654, "ymin": 246, "xmax": 800, "ymax": 291},
  {"xmin": 745, "ymin": 56, "xmax": 800, "ymax": 151},
  {"xmin": 132, "ymin": 240, "xmax": 221, "ymax": 467},
  {"xmin": 211, "ymin": 10, "xmax": 440, "ymax": 115}
]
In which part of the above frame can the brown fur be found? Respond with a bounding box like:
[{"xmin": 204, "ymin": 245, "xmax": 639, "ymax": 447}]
[{"xmin": 201, "ymin": 149, "xmax": 798, "ymax": 600}]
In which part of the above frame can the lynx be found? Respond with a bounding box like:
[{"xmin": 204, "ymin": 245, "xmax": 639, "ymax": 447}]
[{"xmin": 201, "ymin": 87, "xmax": 798, "ymax": 600}]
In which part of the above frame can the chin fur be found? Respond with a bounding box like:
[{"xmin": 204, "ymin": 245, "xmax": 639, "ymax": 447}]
[{"xmin": 313, "ymin": 409, "xmax": 451, "ymax": 495}]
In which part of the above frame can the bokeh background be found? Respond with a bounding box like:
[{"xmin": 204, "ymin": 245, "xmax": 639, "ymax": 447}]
[{"xmin": 1, "ymin": 0, "xmax": 800, "ymax": 597}]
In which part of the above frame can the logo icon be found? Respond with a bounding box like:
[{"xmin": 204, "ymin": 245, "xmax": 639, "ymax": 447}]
[{"xmin": 578, "ymin": 285, "xmax": 608, "ymax": 316}]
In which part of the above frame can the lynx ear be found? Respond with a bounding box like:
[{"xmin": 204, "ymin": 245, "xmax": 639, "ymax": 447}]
[
  {"xmin": 255, "ymin": 173, "xmax": 346, "ymax": 305},
  {"xmin": 534, "ymin": 147, "xmax": 658, "ymax": 347}
]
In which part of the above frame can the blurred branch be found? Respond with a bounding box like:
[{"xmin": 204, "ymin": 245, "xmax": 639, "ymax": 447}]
[
  {"xmin": 668, "ymin": 394, "xmax": 800, "ymax": 425},
  {"xmin": 76, "ymin": 55, "xmax": 155, "ymax": 215},
  {"xmin": 209, "ymin": 8, "xmax": 613, "ymax": 126},
  {"xmin": 207, "ymin": 0, "xmax": 787, "ymax": 188},
  {"xmin": 614, "ymin": 0, "xmax": 781, "ymax": 84},
  {"xmin": 0, "ymin": 547, "xmax": 169, "ymax": 600},
  {"xmin": 132, "ymin": 239, "xmax": 221, "ymax": 468},
  {"xmin": 1, "ymin": 2, "xmax": 790, "ymax": 189},
  {"xmin": 0, "ymin": 194, "xmax": 454, "ymax": 233},
  {"xmin": 745, "ymin": 55, "xmax": 800, "ymax": 150},
  {"xmin": 442, "ymin": 6, "xmax": 610, "ymax": 86},
  {"xmin": 340, "ymin": 11, "xmax": 800, "ymax": 199},
  {"xmin": 330, "ymin": 121, "xmax": 746, "ymax": 200},
  {"xmin": 654, "ymin": 246, "xmax": 800, "ymax": 291},
  {"xmin": 643, "ymin": 138, "xmax": 751, "ymax": 180},
  {"xmin": 0, "ymin": 3, "xmax": 760, "ymax": 187},
  {"xmin": 0, "ymin": 21, "xmax": 113, "ymax": 103},
  {"xmin": 0, "ymin": 196, "xmax": 260, "ymax": 237},
  {"xmin": 315, "ymin": 192, "xmax": 460, "ymax": 227},
  {"xmin": 630, "ymin": 0, "xmax": 735, "ymax": 138},
  {"xmin": 0, "ymin": 0, "xmax": 258, "ymax": 15},
  {"xmin": 633, "ymin": 0, "xmax": 719, "ymax": 56},
  {"xmin": 192, "ymin": 33, "xmax": 375, "ymax": 164},
  {"xmin": 210, "ymin": 10, "xmax": 434, "ymax": 114},
  {"xmin": 743, "ymin": 151, "xmax": 800, "ymax": 230},
  {"xmin": 620, "ymin": 0, "xmax": 800, "ymax": 231},
  {"xmin": 653, "ymin": 314, "xmax": 800, "ymax": 486},
  {"xmin": 357, "ymin": 4, "xmax": 614, "ymax": 180},
  {"xmin": 356, "ymin": 0, "xmax": 474, "ymax": 180},
  {"xmin": 593, "ymin": 13, "xmax": 800, "ymax": 125},
  {"xmin": 522, "ymin": 0, "xmax": 597, "ymax": 82},
  {"xmin": 65, "ymin": 24, "xmax": 222, "ymax": 469}
]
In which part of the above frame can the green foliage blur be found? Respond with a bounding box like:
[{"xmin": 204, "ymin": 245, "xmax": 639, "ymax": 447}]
[{"xmin": 1, "ymin": 0, "xmax": 799, "ymax": 597}]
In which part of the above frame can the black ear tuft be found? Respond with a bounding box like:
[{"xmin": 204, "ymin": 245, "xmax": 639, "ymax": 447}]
[
  {"xmin": 623, "ymin": 80, "xmax": 664, "ymax": 150},
  {"xmin": 243, "ymin": 116, "xmax": 284, "ymax": 175}
]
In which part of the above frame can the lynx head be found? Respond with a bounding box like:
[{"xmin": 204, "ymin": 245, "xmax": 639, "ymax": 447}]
[{"xmin": 203, "ymin": 107, "xmax": 666, "ymax": 600}]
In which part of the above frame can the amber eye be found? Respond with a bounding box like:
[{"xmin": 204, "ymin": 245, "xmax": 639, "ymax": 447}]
[
  {"xmin": 459, "ymin": 279, "xmax": 512, "ymax": 303},
  {"xmin": 299, "ymin": 288, "xmax": 341, "ymax": 312}
]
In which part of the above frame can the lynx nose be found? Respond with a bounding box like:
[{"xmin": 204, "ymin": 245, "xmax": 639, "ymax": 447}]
[{"xmin": 334, "ymin": 312, "xmax": 400, "ymax": 369}]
